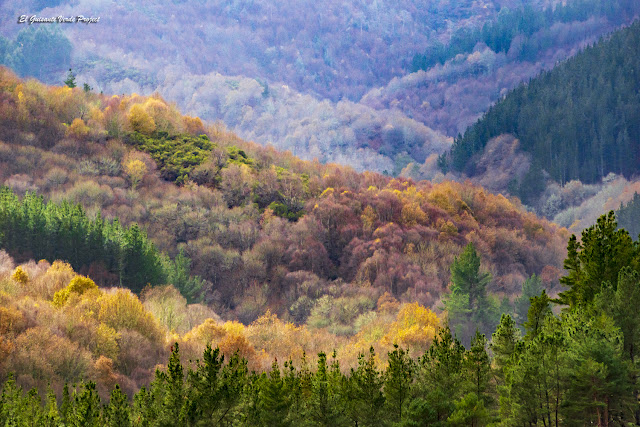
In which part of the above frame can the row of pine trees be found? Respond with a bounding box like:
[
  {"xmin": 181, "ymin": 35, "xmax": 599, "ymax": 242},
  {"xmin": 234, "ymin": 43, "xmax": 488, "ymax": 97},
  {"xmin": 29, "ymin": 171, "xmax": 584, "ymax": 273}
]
[{"xmin": 0, "ymin": 187, "xmax": 201, "ymax": 297}]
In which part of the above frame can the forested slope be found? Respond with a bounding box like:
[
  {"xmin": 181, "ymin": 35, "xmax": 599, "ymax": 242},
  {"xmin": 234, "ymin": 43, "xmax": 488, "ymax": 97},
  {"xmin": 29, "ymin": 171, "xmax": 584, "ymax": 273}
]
[
  {"xmin": 0, "ymin": 68, "xmax": 576, "ymax": 417},
  {"xmin": 3, "ymin": 0, "xmax": 635, "ymax": 174},
  {"xmin": 3, "ymin": 211, "xmax": 640, "ymax": 425},
  {"xmin": 446, "ymin": 19, "xmax": 640, "ymax": 187},
  {"xmin": 0, "ymin": 68, "xmax": 567, "ymax": 330}
]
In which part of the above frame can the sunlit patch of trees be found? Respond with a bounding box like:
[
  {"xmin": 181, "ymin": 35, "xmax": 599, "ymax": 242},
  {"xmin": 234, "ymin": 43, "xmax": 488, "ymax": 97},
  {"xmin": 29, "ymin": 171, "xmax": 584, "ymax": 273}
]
[{"xmin": 0, "ymin": 250, "xmax": 444, "ymax": 398}]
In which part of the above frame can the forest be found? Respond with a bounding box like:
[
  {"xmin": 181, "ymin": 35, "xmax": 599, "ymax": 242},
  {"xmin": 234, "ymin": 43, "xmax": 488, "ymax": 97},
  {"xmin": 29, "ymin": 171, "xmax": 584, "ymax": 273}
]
[
  {"xmin": 411, "ymin": 0, "xmax": 640, "ymax": 71},
  {"xmin": 2, "ymin": 212, "xmax": 640, "ymax": 425},
  {"xmin": 445, "ymin": 19, "xmax": 640, "ymax": 193},
  {"xmin": 0, "ymin": 66, "xmax": 580, "ymax": 423},
  {"xmin": 2, "ymin": 0, "xmax": 635, "ymax": 173},
  {"xmin": 0, "ymin": 68, "xmax": 567, "ymax": 328},
  {"xmin": 1, "ymin": 1, "xmax": 640, "ymax": 423}
]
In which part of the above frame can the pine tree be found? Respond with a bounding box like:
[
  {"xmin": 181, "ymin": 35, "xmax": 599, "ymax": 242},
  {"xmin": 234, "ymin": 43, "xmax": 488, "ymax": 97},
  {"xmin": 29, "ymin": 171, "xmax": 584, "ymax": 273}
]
[
  {"xmin": 103, "ymin": 385, "xmax": 131, "ymax": 427},
  {"xmin": 407, "ymin": 327, "xmax": 466, "ymax": 424},
  {"xmin": 558, "ymin": 212, "xmax": 635, "ymax": 307},
  {"xmin": 60, "ymin": 383, "xmax": 71, "ymax": 424},
  {"xmin": 307, "ymin": 352, "xmax": 346, "ymax": 426},
  {"xmin": 464, "ymin": 331, "xmax": 492, "ymax": 406},
  {"xmin": 490, "ymin": 314, "xmax": 520, "ymax": 387},
  {"xmin": 444, "ymin": 242, "xmax": 496, "ymax": 344},
  {"xmin": 345, "ymin": 347, "xmax": 385, "ymax": 427},
  {"xmin": 383, "ymin": 344, "xmax": 415, "ymax": 423},
  {"xmin": 258, "ymin": 360, "xmax": 291, "ymax": 427},
  {"xmin": 71, "ymin": 382, "xmax": 101, "ymax": 427},
  {"xmin": 158, "ymin": 343, "xmax": 185, "ymax": 426},
  {"xmin": 64, "ymin": 68, "xmax": 76, "ymax": 88},
  {"xmin": 524, "ymin": 290, "xmax": 552, "ymax": 339},
  {"xmin": 513, "ymin": 274, "xmax": 543, "ymax": 328},
  {"xmin": 43, "ymin": 386, "xmax": 61, "ymax": 427},
  {"xmin": 561, "ymin": 310, "xmax": 632, "ymax": 424}
]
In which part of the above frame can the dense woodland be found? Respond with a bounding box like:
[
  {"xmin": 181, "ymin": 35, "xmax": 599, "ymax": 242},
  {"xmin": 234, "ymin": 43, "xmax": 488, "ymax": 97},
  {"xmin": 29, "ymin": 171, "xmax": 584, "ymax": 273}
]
[
  {"xmin": 1, "ymin": 1, "xmax": 640, "ymax": 422},
  {"xmin": 445, "ymin": 19, "xmax": 640, "ymax": 199},
  {"xmin": 0, "ymin": 68, "xmax": 581, "ymax": 421},
  {"xmin": 411, "ymin": 0, "xmax": 640, "ymax": 72},
  {"xmin": 0, "ymin": 68, "xmax": 567, "ymax": 330},
  {"xmin": 2, "ymin": 212, "xmax": 640, "ymax": 425},
  {"xmin": 2, "ymin": 0, "xmax": 635, "ymax": 173}
]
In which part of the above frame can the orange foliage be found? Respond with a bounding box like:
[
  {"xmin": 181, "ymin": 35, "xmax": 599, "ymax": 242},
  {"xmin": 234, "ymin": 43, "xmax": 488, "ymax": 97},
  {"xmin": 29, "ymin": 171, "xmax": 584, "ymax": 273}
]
[
  {"xmin": 183, "ymin": 115, "xmax": 205, "ymax": 134},
  {"xmin": 0, "ymin": 305, "xmax": 25, "ymax": 335},
  {"xmin": 6, "ymin": 327, "xmax": 92, "ymax": 385},
  {"xmin": 94, "ymin": 355, "xmax": 118, "ymax": 391},
  {"xmin": 182, "ymin": 318, "xmax": 257, "ymax": 365},
  {"xmin": 376, "ymin": 292, "xmax": 400, "ymax": 314}
]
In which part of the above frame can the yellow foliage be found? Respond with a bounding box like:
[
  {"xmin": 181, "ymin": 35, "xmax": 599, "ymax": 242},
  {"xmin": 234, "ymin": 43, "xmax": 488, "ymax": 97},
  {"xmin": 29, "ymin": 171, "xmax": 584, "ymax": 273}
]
[
  {"xmin": 143, "ymin": 97, "xmax": 176, "ymax": 133},
  {"xmin": 89, "ymin": 106, "xmax": 105, "ymax": 123},
  {"xmin": 49, "ymin": 260, "xmax": 75, "ymax": 274},
  {"xmin": 361, "ymin": 205, "xmax": 377, "ymax": 231},
  {"xmin": 52, "ymin": 288, "xmax": 69, "ymax": 307},
  {"xmin": 183, "ymin": 318, "xmax": 255, "ymax": 360},
  {"xmin": 124, "ymin": 159, "xmax": 147, "ymax": 189},
  {"xmin": 436, "ymin": 218, "xmax": 459, "ymax": 236},
  {"xmin": 53, "ymin": 276, "xmax": 98, "ymax": 307},
  {"xmin": 11, "ymin": 267, "xmax": 28, "ymax": 285},
  {"xmin": 128, "ymin": 104, "xmax": 156, "ymax": 134},
  {"xmin": 382, "ymin": 303, "xmax": 439, "ymax": 355},
  {"xmin": 94, "ymin": 323, "xmax": 120, "ymax": 361},
  {"xmin": 98, "ymin": 289, "xmax": 164, "ymax": 343},
  {"xmin": 66, "ymin": 118, "xmax": 90, "ymax": 139},
  {"xmin": 401, "ymin": 202, "xmax": 428, "ymax": 227},
  {"xmin": 67, "ymin": 275, "xmax": 97, "ymax": 294},
  {"xmin": 320, "ymin": 187, "xmax": 335, "ymax": 198}
]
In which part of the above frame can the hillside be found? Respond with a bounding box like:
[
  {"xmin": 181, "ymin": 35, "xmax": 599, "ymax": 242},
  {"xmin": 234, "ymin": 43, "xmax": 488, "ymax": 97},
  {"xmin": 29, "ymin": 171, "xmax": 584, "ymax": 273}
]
[
  {"xmin": 1, "ymin": 0, "xmax": 637, "ymax": 174},
  {"xmin": 0, "ymin": 68, "xmax": 568, "ymax": 326},
  {"xmin": 0, "ymin": 68, "xmax": 572, "ymax": 411},
  {"xmin": 3, "ymin": 211, "xmax": 640, "ymax": 425},
  {"xmin": 445, "ymin": 19, "xmax": 640, "ymax": 189}
]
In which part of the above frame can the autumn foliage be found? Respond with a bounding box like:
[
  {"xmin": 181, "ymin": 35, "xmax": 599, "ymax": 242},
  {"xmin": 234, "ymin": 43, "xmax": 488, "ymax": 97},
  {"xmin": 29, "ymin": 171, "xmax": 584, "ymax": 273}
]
[{"xmin": 0, "ymin": 69, "xmax": 570, "ymax": 403}]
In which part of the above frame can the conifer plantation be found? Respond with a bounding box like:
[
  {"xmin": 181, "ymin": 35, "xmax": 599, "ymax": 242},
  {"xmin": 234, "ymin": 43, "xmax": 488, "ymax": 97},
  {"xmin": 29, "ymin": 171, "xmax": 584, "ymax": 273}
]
[{"xmin": 446, "ymin": 20, "xmax": 640, "ymax": 189}]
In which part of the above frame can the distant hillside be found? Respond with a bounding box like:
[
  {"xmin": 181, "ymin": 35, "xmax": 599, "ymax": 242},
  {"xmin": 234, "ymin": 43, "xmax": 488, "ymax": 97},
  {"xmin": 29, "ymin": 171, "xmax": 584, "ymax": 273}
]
[
  {"xmin": 362, "ymin": 0, "xmax": 640, "ymax": 140},
  {"xmin": 0, "ymin": 69, "xmax": 567, "ymax": 330},
  {"xmin": 0, "ymin": 0, "xmax": 520, "ymax": 102},
  {"xmin": 3, "ymin": 0, "xmax": 633, "ymax": 174},
  {"xmin": 445, "ymin": 19, "xmax": 640, "ymax": 190}
]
